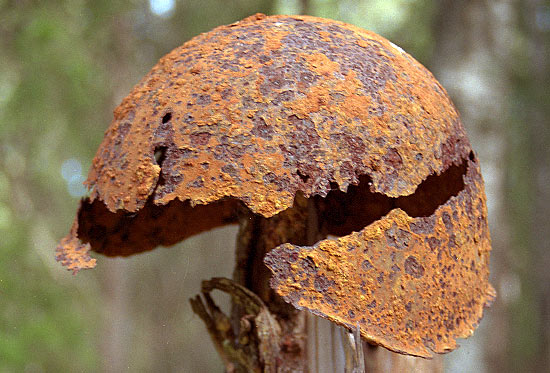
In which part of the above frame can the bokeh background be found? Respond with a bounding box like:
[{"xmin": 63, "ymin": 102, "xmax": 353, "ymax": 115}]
[{"xmin": 1, "ymin": 0, "xmax": 549, "ymax": 371}]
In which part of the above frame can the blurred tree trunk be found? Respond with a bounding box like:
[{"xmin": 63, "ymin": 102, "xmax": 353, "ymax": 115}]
[
  {"xmin": 518, "ymin": 0, "xmax": 550, "ymax": 370},
  {"xmin": 100, "ymin": 260, "xmax": 131, "ymax": 372},
  {"xmin": 300, "ymin": 0, "xmax": 312, "ymax": 15},
  {"xmin": 363, "ymin": 344, "xmax": 443, "ymax": 372},
  {"xmin": 430, "ymin": 0, "xmax": 515, "ymax": 371},
  {"xmin": 99, "ymin": 12, "xmax": 137, "ymax": 373}
]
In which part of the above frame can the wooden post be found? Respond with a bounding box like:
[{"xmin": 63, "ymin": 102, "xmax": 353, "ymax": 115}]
[
  {"xmin": 190, "ymin": 195, "xmax": 312, "ymax": 372},
  {"xmin": 363, "ymin": 343, "xmax": 443, "ymax": 372},
  {"xmin": 232, "ymin": 194, "xmax": 313, "ymax": 371}
]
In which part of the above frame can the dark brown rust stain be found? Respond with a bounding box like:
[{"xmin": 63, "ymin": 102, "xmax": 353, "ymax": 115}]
[
  {"xmin": 64, "ymin": 154, "xmax": 467, "ymax": 258},
  {"xmin": 56, "ymin": 14, "xmax": 494, "ymax": 358},
  {"xmin": 404, "ymin": 255, "xmax": 424, "ymax": 278},
  {"xmin": 71, "ymin": 198, "xmax": 241, "ymax": 257}
]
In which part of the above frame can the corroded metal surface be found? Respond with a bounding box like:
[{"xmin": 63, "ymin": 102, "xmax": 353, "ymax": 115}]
[
  {"xmin": 56, "ymin": 222, "xmax": 96, "ymax": 274},
  {"xmin": 56, "ymin": 14, "xmax": 494, "ymax": 357},
  {"xmin": 86, "ymin": 13, "xmax": 468, "ymax": 215},
  {"xmin": 265, "ymin": 158, "xmax": 495, "ymax": 357}
]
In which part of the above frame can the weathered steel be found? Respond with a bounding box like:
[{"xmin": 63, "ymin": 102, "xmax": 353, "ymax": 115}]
[
  {"xmin": 265, "ymin": 159, "xmax": 494, "ymax": 357},
  {"xmin": 56, "ymin": 13, "xmax": 494, "ymax": 358}
]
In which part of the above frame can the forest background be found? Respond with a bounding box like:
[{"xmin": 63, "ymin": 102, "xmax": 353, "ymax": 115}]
[{"xmin": 1, "ymin": 0, "xmax": 549, "ymax": 371}]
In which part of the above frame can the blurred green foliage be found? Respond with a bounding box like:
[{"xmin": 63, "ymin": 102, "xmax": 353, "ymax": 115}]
[{"xmin": 0, "ymin": 0, "xmax": 119, "ymax": 370}]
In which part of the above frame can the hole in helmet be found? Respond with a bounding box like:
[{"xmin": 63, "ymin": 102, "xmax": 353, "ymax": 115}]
[{"xmin": 162, "ymin": 112, "xmax": 172, "ymax": 124}]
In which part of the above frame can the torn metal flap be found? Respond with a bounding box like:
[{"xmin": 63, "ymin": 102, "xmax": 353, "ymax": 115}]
[{"xmin": 264, "ymin": 160, "xmax": 495, "ymax": 357}]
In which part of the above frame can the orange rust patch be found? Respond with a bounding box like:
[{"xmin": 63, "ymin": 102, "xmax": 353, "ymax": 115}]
[
  {"xmin": 319, "ymin": 30, "xmax": 333, "ymax": 43},
  {"xmin": 55, "ymin": 222, "xmax": 96, "ymax": 274},
  {"xmin": 356, "ymin": 38, "xmax": 370, "ymax": 48},
  {"xmin": 265, "ymin": 29, "xmax": 288, "ymax": 51},
  {"xmin": 302, "ymin": 53, "xmax": 340, "ymax": 76}
]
